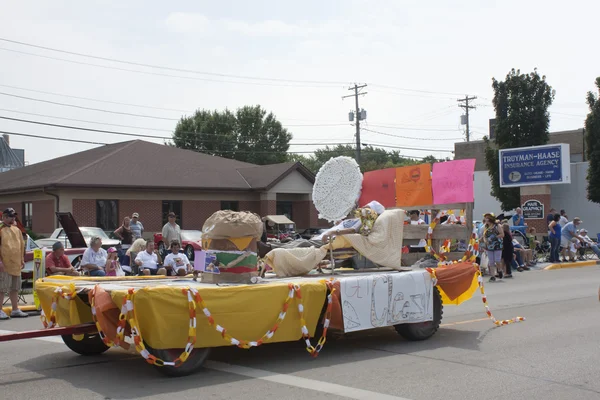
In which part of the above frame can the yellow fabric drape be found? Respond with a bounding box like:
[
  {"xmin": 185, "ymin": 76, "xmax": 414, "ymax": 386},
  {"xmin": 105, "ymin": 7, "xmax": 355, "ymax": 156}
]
[{"xmin": 36, "ymin": 277, "xmax": 326, "ymax": 350}]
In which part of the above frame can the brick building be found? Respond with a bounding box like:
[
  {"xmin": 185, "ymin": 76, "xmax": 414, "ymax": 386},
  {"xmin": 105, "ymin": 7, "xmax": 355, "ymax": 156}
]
[{"xmin": 0, "ymin": 140, "xmax": 328, "ymax": 236}]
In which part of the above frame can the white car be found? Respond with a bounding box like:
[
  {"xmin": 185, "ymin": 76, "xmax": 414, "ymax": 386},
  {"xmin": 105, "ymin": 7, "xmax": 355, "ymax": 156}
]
[{"xmin": 36, "ymin": 226, "xmax": 120, "ymax": 249}]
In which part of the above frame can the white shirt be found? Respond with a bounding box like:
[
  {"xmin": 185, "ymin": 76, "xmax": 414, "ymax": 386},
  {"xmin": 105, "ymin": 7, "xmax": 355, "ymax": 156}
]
[
  {"xmin": 135, "ymin": 250, "xmax": 158, "ymax": 270},
  {"xmin": 82, "ymin": 247, "xmax": 107, "ymax": 268},
  {"xmin": 314, "ymin": 218, "xmax": 362, "ymax": 241},
  {"xmin": 559, "ymin": 216, "xmax": 568, "ymax": 227},
  {"xmin": 411, "ymin": 219, "xmax": 425, "ymax": 225},
  {"xmin": 163, "ymin": 252, "xmax": 190, "ymax": 272}
]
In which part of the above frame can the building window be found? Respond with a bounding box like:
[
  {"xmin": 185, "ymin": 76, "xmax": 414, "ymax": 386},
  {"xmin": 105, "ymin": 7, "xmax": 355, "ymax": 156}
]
[
  {"xmin": 22, "ymin": 202, "xmax": 32, "ymax": 229},
  {"xmin": 162, "ymin": 200, "xmax": 182, "ymax": 225},
  {"xmin": 96, "ymin": 200, "xmax": 119, "ymax": 231},
  {"xmin": 221, "ymin": 201, "xmax": 239, "ymax": 212},
  {"xmin": 276, "ymin": 201, "xmax": 293, "ymax": 220}
]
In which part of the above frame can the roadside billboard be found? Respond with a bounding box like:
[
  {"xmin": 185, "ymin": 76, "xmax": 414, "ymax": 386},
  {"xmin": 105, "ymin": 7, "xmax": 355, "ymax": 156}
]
[{"xmin": 499, "ymin": 143, "xmax": 570, "ymax": 187}]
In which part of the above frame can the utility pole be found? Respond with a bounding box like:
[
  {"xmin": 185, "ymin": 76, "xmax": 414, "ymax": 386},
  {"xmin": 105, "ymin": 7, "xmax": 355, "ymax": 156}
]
[
  {"xmin": 457, "ymin": 95, "xmax": 477, "ymax": 142},
  {"xmin": 343, "ymin": 83, "xmax": 367, "ymax": 164}
]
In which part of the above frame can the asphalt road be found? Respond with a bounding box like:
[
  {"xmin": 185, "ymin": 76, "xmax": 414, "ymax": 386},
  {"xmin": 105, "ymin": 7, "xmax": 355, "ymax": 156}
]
[{"xmin": 2, "ymin": 266, "xmax": 600, "ymax": 400}]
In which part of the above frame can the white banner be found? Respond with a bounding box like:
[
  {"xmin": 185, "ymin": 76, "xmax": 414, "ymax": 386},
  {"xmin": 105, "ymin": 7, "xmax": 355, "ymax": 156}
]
[{"xmin": 340, "ymin": 271, "xmax": 433, "ymax": 333}]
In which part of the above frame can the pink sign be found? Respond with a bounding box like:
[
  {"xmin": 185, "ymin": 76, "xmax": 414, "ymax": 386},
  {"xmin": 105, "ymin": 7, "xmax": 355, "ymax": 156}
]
[{"xmin": 432, "ymin": 159, "xmax": 476, "ymax": 204}]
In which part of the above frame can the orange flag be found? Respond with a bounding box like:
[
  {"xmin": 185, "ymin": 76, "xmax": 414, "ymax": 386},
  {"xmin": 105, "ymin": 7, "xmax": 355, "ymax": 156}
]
[{"xmin": 395, "ymin": 163, "xmax": 433, "ymax": 207}]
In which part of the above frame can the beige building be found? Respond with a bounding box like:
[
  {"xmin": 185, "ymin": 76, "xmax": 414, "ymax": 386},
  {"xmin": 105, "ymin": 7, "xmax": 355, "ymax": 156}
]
[
  {"xmin": 454, "ymin": 128, "xmax": 586, "ymax": 171},
  {"xmin": 0, "ymin": 140, "xmax": 327, "ymax": 236}
]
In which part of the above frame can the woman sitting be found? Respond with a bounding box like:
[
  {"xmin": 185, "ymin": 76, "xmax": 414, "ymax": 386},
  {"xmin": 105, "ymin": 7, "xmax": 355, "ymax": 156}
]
[
  {"xmin": 125, "ymin": 238, "xmax": 147, "ymax": 275},
  {"xmin": 81, "ymin": 236, "xmax": 107, "ymax": 276}
]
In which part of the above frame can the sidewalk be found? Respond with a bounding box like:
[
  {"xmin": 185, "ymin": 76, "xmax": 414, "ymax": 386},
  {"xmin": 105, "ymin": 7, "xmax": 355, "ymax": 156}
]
[
  {"xmin": 544, "ymin": 258, "xmax": 600, "ymax": 270},
  {"xmin": 2, "ymin": 293, "xmax": 38, "ymax": 314}
]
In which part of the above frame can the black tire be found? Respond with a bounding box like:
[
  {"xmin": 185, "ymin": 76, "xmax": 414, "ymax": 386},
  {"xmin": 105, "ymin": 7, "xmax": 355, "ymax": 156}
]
[
  {"xmin": 145, "ymin": 344, "xmax": 211, "ymax": 377},
  {"xmin": 185, "ymin": 245, "xmax": 194, "ymax": 261},
  {"xmin": 394, "ymin": 286, "xmax": 443, "ymax": 341},
  {"xmin": 61, "ymin": 332, "xmax": 110, "ymax": 355}
]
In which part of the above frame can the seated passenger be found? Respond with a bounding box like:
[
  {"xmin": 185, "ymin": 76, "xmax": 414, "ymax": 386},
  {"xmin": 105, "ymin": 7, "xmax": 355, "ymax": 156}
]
[
  {"xmin": 135, "ymin": 240, "xmax": 166, "ymax": 276},
  {"xmin": 45, "ymin": 241, "xmax": 79, "ymax": 276},
  {"xmin": 81, "ymin": 236, "xmax": 107, "ymax": 277},
  {"xmin": 163, "ymin": 240, "xmax": 192, "ymax": 276},
  {"xmin": 409, "ymin": 210, "xmax": 425, "ymax": 225}
]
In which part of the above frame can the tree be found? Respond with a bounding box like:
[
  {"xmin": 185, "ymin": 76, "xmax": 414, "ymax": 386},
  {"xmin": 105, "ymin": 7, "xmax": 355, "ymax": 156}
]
[
  {"xmin": 172, "ymin": 105, "xmax": 292, "ymax": 165},
  {"xmin": 484, "ymin": 68, "xmax": 555, "ymax": 210},
  {"xmin": 289, "ymin": 144, "xmax": 445, "ymax": 174},
  {"xmin": 585, "ymin": 77, "xmax": 600, "ymax": 203}
]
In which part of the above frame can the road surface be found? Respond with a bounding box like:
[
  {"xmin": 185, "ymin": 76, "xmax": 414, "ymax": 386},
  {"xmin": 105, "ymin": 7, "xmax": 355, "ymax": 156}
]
[{"xmin": 1, "ymin": 266, "xmax": 599, "ymax": 400}]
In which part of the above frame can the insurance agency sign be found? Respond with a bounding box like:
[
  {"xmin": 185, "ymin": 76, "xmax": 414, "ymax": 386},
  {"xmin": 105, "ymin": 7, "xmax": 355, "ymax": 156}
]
[{"xmin": 499, "ymin": 143, "xmax": 571, "ymax": 187}]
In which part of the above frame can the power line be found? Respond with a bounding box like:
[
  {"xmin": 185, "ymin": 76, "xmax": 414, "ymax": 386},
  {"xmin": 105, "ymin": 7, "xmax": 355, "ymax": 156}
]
[
  {"xmin": 1, "ymin": 129, "xmax": 439, "ymax": 158},
  {"xmin": 0, "ymin": 129, "xmax": 106, "ymax": 145},
  {"xmin": 0, "ymin": 115, "xmax": 355, "ymax": 145},
  {"xmin": 362, "ymin": 127, "xmax": 462, "ymax": 141},
  {"xmin": 369, "ymin": 84, "xmax": 466, "ymax": 97},
  {"xmin": 0, "ymin": 39, "xmax": 345, "ymax": 86},
  {"xmin": 362, "ymin": 142, "xmax": 454, "ymax": 153},
  {"xmin": 366, "ymin": 123, "xmax": 462, "ymax": 132},
  {"xmin": 0, "ymin": 47, "xmax": 342, "ymax": 89},
  {"xmin": 0, "ymin": 108, "xmax": 173, "ymax": 132},
  {"xmin": 0, "ymin": 38, "xmax": 472, "ymax": 96},
  {"xmin": 0, "ymin": 83, "xmax": 192, "ymax": 113},
  {"xmin": 0, "ymin": 91, "xmax": 350, "ymax": 127},
  {"xmin": 0, "ymin": 91, "xmax": 179, "ymax": 121}
]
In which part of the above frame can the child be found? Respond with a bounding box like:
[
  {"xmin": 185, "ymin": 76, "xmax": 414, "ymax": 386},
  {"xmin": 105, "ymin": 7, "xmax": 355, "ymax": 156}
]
[{"xmin": 105, "ymin": 247, "xmax": 121, "ymax": 277}]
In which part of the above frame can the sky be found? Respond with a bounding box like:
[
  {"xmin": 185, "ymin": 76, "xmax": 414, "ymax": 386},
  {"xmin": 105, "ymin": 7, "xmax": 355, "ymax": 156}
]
[{"xmin": 0, "ymin": 0, "xmax": 597, "ymax": 165}]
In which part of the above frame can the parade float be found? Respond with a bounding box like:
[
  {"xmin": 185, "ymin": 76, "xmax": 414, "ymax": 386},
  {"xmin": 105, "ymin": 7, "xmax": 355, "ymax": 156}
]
[{"xmin": 0, "ymin": 157, "xmax": 524, "ymax": 377}]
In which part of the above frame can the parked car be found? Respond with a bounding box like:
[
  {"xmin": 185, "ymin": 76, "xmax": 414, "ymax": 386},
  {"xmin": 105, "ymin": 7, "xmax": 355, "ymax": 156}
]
[
  {"xmin": 154, "ymin": 230, "xmax": 202, "ymax": 261},
  {"xmin": 36, "ymin": 226, "xmax": 120, "ymax": 249},
  {"xmin": 299, "ymin": 228, "xmax": 327, "ymax": 240}
]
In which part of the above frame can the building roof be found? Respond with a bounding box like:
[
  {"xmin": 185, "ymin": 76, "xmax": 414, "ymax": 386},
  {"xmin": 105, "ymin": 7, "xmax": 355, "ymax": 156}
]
[
  {"xmin": 0, "ymin": 136, "xmax": 24, "ymax": 171},
  {"xmin": 0, "ymin": 140, "xmax": 314, "ymax": 193}
]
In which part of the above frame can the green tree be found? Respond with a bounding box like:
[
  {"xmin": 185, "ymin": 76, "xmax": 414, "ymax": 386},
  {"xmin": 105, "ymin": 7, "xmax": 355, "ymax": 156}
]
[
  {"xmin": 585, "ymin": 77, "xmax": 600, "ymax": 203},
  {"xmin": 290, "ymin": 144, "xmax": 442, "ymax": 174},
  {"xmin": 484, "ymin": 68, "xmax": 555, "ymax": 210},
  {"xmin": 172, "ymin": 105, "xmax": 292, "ymax": 165}
]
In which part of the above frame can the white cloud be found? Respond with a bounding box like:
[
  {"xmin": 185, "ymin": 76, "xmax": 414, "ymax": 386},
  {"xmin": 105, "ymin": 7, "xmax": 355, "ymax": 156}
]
[{"xmin": 165, "ymin": 12, "xmax": 210, "ymax": 33}]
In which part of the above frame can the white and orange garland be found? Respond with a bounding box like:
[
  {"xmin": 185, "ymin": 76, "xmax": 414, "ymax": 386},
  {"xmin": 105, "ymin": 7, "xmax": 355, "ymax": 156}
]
[
  {"xmin": 42, "ymin": 281, "xmax": 336, "ymax": 368},
  {"xmin": 424, "ymin": 215, "xmax": 525, "ymax": 327}
]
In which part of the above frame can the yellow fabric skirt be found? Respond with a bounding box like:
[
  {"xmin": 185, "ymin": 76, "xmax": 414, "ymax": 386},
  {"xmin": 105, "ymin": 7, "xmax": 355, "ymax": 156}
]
[{"xmin": 36, "ymin": 276, "xmax": 326, "ymax": 350}]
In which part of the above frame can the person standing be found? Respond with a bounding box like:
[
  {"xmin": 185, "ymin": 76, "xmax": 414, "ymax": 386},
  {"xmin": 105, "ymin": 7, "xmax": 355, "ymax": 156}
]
[
  {"xmin": 0, "ymin": 208, "xmax": 29, "ymax": 319},
  {"xmin": 161, "ymin": 212, "xmax": 182, "ymax": 248},
  {"xmin": 130, "ymin": 213, "xmax": 144, "ymax": 240},
  {"xmin": 482, "ymin": 212, "xmax": 505, "ymax": 282},
  {"xmin": 561, "ymin": 217, "xmax": 584, "ymax": 262},
  {"xmin": 501, "ymin": 223, "xmax": 514, "ymax": 278},
  {"xmin": 559, "ymin": 210, "xmax": 568, "ymax": 227},
  {"xmin": 548, "ymin": 214, "xmax": 561, "ymax": 263}
]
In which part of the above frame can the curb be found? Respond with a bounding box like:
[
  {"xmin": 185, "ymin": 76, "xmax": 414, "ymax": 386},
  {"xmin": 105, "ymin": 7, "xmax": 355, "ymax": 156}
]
[
  {"xmin": 2, "ymin": 305, "xmax": 39, "ymax": 314},
  {"xmin": 544, "ymin": 260, "xmax": 600, "ymax": 270}
]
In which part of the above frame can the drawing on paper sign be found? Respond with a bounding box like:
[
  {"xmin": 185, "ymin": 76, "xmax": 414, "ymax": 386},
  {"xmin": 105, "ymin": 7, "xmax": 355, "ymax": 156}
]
[
  {"xmin": 342, "ymin": 300, "xmax": 361, "ymax": 330},
  {"xmin": 340, "ymin": 271, "xmax": 434, "ymax": 333},
  {"xmin": 345, "ymin": 277, "xmax": 369, "ymax": 299}
]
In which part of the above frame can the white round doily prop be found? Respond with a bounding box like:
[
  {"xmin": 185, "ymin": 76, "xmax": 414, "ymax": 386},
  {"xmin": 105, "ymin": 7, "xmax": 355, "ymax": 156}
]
[{"xmin": 312, "ymin": 156, "xmax": 363, "ymax": 222}]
